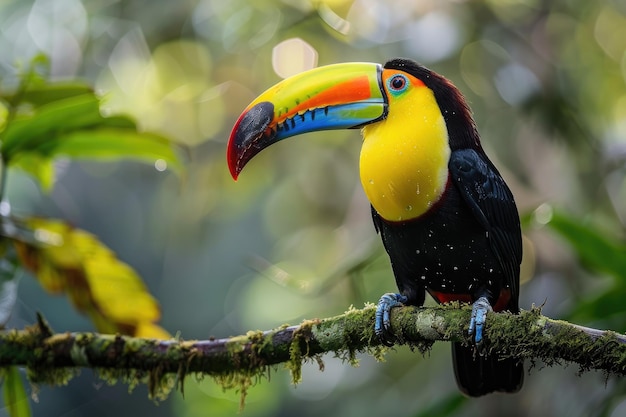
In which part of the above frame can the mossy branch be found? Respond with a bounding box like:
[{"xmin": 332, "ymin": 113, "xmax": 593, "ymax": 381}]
[{"xmin": 1, "ymin": 305, "xmax": 625, "ymax": 402}]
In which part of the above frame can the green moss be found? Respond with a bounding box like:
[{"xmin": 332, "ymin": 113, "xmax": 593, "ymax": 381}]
[
  {"xmin": 479, "ymin": 305, "xmax": 626, "ymax": 377},
  {"xmin": 366, "ymin": 345, "xmax": 389, "ymax": 362},
  {"xmin": 208, "ymin": 328, "xmax": 278, "ymax": 409},
  {"xmin": 285, "ymin": 320, "xmax": 317, "ymax": 384},
  {"xmin": 91, "ymin": 367, "xmax": 175, "ymax": 401},
  {"xmin": 147, "ymin": 362, "xmax": 177, "ymax": 401},
  {"xmin": 26, "ymin": 366, "xmax": 80, "ymax": 387},
  {"xmin": 210, "ymin": 365, "xmax": 272, "ymax": 411},
  {"xmin": 286, "ymin": 341, "xmax": 302, "ymax": 384}
]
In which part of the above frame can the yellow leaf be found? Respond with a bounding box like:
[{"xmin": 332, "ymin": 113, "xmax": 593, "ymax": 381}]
[
  {"xmin": 134, "ymin": 322, "xmax": 173, "ymax": 340},
  {"xmin": 13, "ymin": 217, "xmax": 169, "ymax": 338}
]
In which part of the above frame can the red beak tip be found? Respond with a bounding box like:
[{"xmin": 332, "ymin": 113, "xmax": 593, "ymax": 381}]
[
  {"xmin": 226, "ymin": 139, "xmax": 241, "ymax": 180},
  {"xmin": 228, "ymin": 163, "xmax": 240, "ymax": 181}
]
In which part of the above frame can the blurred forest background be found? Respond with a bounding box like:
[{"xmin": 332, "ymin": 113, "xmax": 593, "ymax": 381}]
[{"xmin": 1, "ymin": 0, "xmax": 626, "ymax": 416}]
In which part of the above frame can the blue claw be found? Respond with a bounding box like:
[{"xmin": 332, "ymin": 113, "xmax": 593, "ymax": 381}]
[
  {"xmin": 468, "ymin": 296, "xmax": 492, "ymax": 346},
  {"xmin": 375, "ymin": 293, "xmax": 408, "ymax": 346}
]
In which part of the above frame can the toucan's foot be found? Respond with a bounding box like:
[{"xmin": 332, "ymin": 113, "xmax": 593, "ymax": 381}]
[
  {"xmin": 468, "ymin": 296, "xmax": 492, "ymax": 347},
  {"xmin": 375, "ymin": 293, "xmax": 408, "ymax": 346}
]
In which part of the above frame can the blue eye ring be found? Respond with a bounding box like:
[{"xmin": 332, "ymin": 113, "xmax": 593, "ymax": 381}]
[{"xmin": 387, "ymin": 74, "xmax": 409, "ymax": 95}]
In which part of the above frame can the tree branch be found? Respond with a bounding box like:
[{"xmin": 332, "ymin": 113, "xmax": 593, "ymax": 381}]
[{"xmin": 1, "ymin": 305, "xmax": 625, "ymax": 402}]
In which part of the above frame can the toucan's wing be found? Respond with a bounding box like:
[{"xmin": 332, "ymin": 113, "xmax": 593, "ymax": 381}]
[{"xmin": 448, "ymin": 148, "xmax": 522, "ymax": 310}]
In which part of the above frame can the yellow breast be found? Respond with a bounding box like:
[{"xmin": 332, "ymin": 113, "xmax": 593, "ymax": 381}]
[{"xmin": 359, "ymin": 85, "xmax": 450, "ymax": 222}]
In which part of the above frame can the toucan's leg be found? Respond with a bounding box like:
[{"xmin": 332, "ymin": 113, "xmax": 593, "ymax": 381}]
[
  {"xmin": 468, "ymin": 296, "xmax": 492, "ymax": 345},
  {"xmin": 375, "ymin": 293, "xmax": 408, "ymax": 346}
]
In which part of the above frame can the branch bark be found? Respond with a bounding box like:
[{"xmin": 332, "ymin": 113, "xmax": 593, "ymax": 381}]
[{"xmin": 1, "ymin": 305, "xmax": 625, "ymax": 401}]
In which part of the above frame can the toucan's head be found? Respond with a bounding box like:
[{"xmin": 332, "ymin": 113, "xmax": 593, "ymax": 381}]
[{"xmin": 228, "ymin": 58, "xmax": 479, "ymax": 221}]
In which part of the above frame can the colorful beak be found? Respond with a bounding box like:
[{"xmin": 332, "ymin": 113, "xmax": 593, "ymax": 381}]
[{"xmin": 227, "ymin": 62, "xmax": 386, "ymax": 179}]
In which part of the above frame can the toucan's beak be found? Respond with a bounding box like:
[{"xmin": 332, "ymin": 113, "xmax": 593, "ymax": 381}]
[{"xmin": 227, "ymin": 62, "xmax": 386, "ymax": 179}]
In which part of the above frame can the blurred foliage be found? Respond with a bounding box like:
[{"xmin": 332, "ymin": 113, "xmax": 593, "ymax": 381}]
[
  {"xmin": 0, "ymin": 55, "xmax": 180, "ymax": 190},
  {"xmin": 0, "ymin": 54, "xmax": 179, "ymax": 415},
  {"xmin": 527, "ymin": 206, "xmax": 626, "ymax": 333},
  {"xmin": 0, "ymin": 0, "xmax": 625, "ymax": 416},
  {"xmin": 0, "ymin": 54, "xmax": 177, "ymax": 340},
  {"xmin": 12, "ymin": 216, "xmax": 169, "ymax": 338}
]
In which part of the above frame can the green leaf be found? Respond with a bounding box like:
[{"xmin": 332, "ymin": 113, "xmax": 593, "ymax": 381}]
[
  {"xmin": 0, "ymin": 102, "xmax": 8, "ymax": 133},
  {"xmin": 2, "ymin": 367, "xmax": 31, "ymax": 417},
  {"xmin": 540, "ymin": 209, "xmax": 626, "ymax": 280},
  {"xmin": 1, "ymin": 94, "xmax": 102, "ymax": 161},
  {"xmin": 1, "ymin": 83, "xmax": 95, "ymax": 109},
  {"xmin": 28, "ymin": 127, "xmax": 181, "ymax": 169},
  {"xmin": 0, "ymin": 55, "xmax": 181, "ymax": 191},
  {"xmin": 1, "ymin": 90, "xmax": 181, "ymax": 189},
  {"xmin": 568, "ymin": 288, "xmax": 626, "ymax": 331}
]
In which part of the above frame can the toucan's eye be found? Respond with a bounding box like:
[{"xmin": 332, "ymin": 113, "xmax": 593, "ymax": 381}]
[{"xmin": 387, "ymin": 74, "xmax": 409, "ymax": 94}]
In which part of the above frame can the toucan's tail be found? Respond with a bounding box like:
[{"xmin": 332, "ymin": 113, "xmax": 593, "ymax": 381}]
[{"xmin": 452, "ymin": 342, "xmax": 524, "ymax": 396}]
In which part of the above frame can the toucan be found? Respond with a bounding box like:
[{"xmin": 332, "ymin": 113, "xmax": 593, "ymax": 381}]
[{"xmin": 227, "ymin": 58, "xmax": 524, "ymax": 396}]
